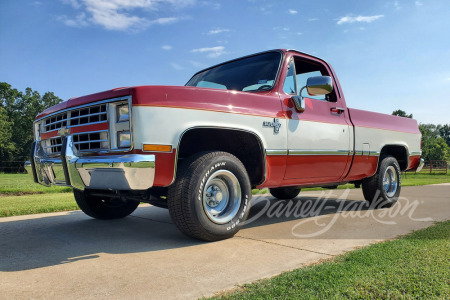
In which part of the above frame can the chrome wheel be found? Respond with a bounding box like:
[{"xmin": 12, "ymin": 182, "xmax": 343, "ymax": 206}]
[
  {"xmin": 383, "ymin": 166, "xmax": 398, "ymax": 198},
  {"xmin": 202, "ymin": 170, "xmax": 241, "ymax": 224}
]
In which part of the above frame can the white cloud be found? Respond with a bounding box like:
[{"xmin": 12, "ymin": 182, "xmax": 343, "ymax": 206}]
[
  {"xmin": 191, "ymin": 46, "xmax": 226, "ymax": 58},
  {"xmin": 59, "ymin": 0, "xmax": 192, "ymax": 31},
  {"xmin": 308, "ymin": 18, "xmax": 318, "ymax": 21},
  {"xmin": 393, "ymin": 1, "xmax": 401, "ymax": 10},
  {"xmin": 288, "ymin": 9, "xmax": 297, "ymax": 15},
  {"xmin": 170, "ymin": 62, "xmax": 184, "ymax": 70},
  {"xmin": 273, "ymin": 26, "xmax": 290, "ymax": 31},
  {"xmin": 62, "ymin": 0, "xmax": 81, "ymax": 9},
  {"xmin": 337, "ymin": 15, "xmax": 384, "ymax": 25},
  {"xmin": 199, "ymin": 1, "xmax": 221, "ymax": 10},
  {"xmin": 162, "ymin": 45, "xmax": 172, "ymax": 50},
  {"xmin": 207, "ymin": 28, "xmax": 229, "ymax": 35},
  {"xmin": 58, "ymin": 13, "xmax": 89, "ymax": 27},
  {"xmin": 415, "ymin": 1, "xmax": 423, "ymax": 7},
  {"xmin": 150, "ymin": 17, "xmax": 179, "ymax": 25}
]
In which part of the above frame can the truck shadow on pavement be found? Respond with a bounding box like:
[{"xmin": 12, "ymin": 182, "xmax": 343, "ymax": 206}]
[{"xmin": 0, "ymin": 195, "xmax": 374, "ymax": 272}]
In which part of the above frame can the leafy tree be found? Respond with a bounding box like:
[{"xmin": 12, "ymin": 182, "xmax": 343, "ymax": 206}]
[
  {"xmin": 426, "ymin": 137, "xmax": 450, "ymax": 161},
  {"xmin": 0, "ymin": 107, "xmax": 15, "ymax": 161},
  {"xmin": 0, "ymin": 82, "xmax": 62, "ymax": 162},
  {"xmin": 419, "ymin": 124, "xmax": 450, "ymax": 161},
  {"xmin": 437, "ymin": 124, "xmax": 450, "ymax": 147},
  {"xmin": 392, "ymin": 109, "xmax": 413, "ymax": 118}
]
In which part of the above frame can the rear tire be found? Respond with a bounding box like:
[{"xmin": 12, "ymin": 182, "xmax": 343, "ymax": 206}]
[
  {"xmin": 269, "ymin": 187, "xmax": 301, "ymax": 200},
  {"xmin": 73, "ymin": 189, "xmax": 140, "ymax": 219},
  {"xmin": 362, "ymin": 156, "xmax": 401, "ymax": 208},
  {"xmin": 167, "ymin": 151, "xmax": 252, "ymax": 242}
]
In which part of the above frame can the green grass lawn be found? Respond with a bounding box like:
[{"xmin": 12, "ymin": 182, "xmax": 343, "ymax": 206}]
[
  {"xmin": 0, "ymin": 193, "xmax": 77, "ymax": 217},
  {"xmin": 0, "ymin": 173, "xmax": 72, "ymax": 195},
  {"xmin": 212, "ymin": 221, "xmax": 450, "ymax": 299}
]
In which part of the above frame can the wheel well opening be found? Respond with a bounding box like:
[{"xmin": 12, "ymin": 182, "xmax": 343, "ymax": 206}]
[
  {"xmin": 177, "ymin": 128, "xmax": 265, "ymax": 186},
  {"xmin": 380, "ymin": 145, "xmax": 408, "ymax": 171}
]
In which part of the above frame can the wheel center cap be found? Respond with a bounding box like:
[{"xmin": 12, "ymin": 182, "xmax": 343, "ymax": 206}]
[{"xmin": 215, "ymin": 191, "xmax": 223, "ymax": 202}]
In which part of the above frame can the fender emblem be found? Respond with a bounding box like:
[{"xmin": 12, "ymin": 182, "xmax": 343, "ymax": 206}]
[
  {"xmin": 263, "ymin": 118, "xmax": 281, "ymax": 134},
  {"xmin": 57, "ymin": 126, "xmax": 71, "ymax": 137}
]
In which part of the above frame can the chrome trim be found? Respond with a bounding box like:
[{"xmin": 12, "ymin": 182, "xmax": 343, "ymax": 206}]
[
  {"xmin": 353, "ymin": 150, "xmax": 380, "ymax": 156},
  {"xmin": 416, "ymin": 158, "xmax": 425, "ymax": 172},
  {"xmin": 288, "ymin": 149, "xmax": 350, "ymax": 156},
  {"xmin": 410, "ymin": 151, "xmax": 422, "ymax": 156},
  {"xmin": 73, "ymin": 139, "xmax": 108, "ymax": 145},
  {"xmin": 108, "ymin": 99, "xmax": 133, "ymax": 152},
  {"xmin": 29, "ymin": 135, "xmax": 155, "ymax": 190},
  {"xmin": 266, "ymin": 149, "xmax": 288, "ymax": 156}
]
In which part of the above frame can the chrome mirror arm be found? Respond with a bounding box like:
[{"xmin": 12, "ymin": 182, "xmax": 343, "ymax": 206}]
[{"xmin": 292, "ymin": 86, "xmax": 306, "ymax": 112}]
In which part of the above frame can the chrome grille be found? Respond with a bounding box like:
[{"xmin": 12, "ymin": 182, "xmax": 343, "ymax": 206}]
[
  {"xmin": 42, "ymin": 103, "xmax": 107, "ymax": 133},
  {"xmin": 37, "ymin": 96, "xmax": 132, "ymax": 156},
  {"xmin": 43, "ymin": 137, "xmax": 63, "ymax": 155},
  {"xmin": 42, "ymin": 131, "xmax": 109, "ymax": 156},
  {"xmin": 73, "ymin": 131, "xmax": 108, "ymax": 152}
]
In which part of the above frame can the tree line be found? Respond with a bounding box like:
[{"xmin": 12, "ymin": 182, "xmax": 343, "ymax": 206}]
[
  {"xmin": 0, "ymin": 83, "xmax": 449, "ymax": 163},
  {"xmin": 392, "ymin": 110, "xmax": 450, "ymax": 161},
  {"xmin": 0, "ymin": 82, "xmax": 62, "ymax": 162}
]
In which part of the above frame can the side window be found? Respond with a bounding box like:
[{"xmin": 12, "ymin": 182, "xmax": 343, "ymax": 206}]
[
  {"xmin": 294, "ymin": 57, "xmax": 337, "ymax": 102},
  {"xmin": 283, "ymin": 60, "xmax": 297, "ymax": 95}
]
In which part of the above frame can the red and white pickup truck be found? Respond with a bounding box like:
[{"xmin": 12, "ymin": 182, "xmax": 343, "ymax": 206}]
[{"xmin": 26, "ymin": 49, "xmax": 424, "ymax": 241}]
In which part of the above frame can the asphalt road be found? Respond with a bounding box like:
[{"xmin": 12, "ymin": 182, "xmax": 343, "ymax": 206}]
[{"xmin": 1, "ymin": 184, "xmax": 449, "ymax": 299}]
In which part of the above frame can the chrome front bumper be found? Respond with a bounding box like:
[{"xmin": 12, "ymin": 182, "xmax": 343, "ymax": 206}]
[
  {"xmin": 416, "ymin": 158, "xmax": 425, "ymax": 173},
  {"xmin": 25, "ymin": 136, "xmax": 155, "ymax": 191}
]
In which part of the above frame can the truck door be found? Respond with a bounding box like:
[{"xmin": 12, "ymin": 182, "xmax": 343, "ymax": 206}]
[{"xmin": 283, "ymin": 56, "xmax": 352, "ymax": 182}]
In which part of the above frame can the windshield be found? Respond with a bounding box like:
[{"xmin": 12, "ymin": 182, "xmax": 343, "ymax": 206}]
[{"xmin": 186, "ymin": 52, "xmax": 282, "ymax": 92}]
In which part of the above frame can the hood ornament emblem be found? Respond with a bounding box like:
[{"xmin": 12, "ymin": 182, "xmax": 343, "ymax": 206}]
[
  {"xmin": 263, "ymin": 118, "xmax": 281, "ymax": 134},
  {"xmin": 57, "ymin": 126, "xmax": 71, "ymax": 137}
]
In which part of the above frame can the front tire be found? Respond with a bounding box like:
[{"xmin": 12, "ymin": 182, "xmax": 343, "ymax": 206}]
[
  {"xmin": 73, "ymin": 189, "xmax": 140, "ymax": 219},
  {"xmin": 167, "ymin": 151, "xmax": 252, "ymax": 241},
  {"xmin": 269, "ymin": 187, "xmax": 301, "ymax": 200},
  {"xmin": 362, "ymin": 156, "xmax": 401, "ymax": 208}
]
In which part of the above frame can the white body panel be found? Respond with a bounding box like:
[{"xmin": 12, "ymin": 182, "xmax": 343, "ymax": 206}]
[
  {"xmin": 354, "ymin": 126, "xmax": 422, "ymax": 156},
  {"xmin": 132, "ymin": 106, "xmax": 287, "ymax": 151}
]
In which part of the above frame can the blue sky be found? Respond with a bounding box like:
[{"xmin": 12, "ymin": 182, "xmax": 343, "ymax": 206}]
[{"xmin": 1, "ymin": 0, "xmax": 449, "ymax": 124}]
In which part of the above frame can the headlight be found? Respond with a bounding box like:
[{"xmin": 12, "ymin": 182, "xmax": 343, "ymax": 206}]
[
  {"xmin": 116, "ymin": 104, "xmax": 129, "ymax": 122},
  {"xmin": 118, "ymin": 131, "xmax": 131, "ymax": 148}
]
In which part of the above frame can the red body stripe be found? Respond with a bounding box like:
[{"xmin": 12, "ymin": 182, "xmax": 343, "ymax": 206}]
[{"xmin": 40, "ymin": 123, "xmax": 109, "ymax": 140}]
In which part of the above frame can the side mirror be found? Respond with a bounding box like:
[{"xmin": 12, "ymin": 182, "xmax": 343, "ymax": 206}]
[
  {"xmin": 292, "ymin": 76, "xmax": 333, "ymax": 113},
  {"xmin": 306, "ymin": 76, "xmax": 333, "ymax": 96}
]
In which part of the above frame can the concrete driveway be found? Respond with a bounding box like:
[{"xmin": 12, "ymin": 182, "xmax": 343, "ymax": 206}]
[{"xmin": 1, "ymin": 185, "xmax": 449, "ymax": 299}]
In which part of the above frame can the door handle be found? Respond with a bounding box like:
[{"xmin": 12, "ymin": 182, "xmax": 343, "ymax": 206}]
[{"xmin": 331, "ymin": 107, "xmax": 345, "ymax": 114}]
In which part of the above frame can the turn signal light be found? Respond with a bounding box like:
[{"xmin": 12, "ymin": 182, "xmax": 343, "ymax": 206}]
[{"xmin": 143, "ymin": 144, "xmax": 172, "ymax": 152}]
